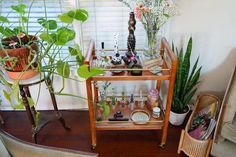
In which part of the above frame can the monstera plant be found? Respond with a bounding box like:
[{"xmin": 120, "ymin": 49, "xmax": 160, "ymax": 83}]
[{"xmin": 0, "ymin": 1, "xmax": 103, "ymax": 109}]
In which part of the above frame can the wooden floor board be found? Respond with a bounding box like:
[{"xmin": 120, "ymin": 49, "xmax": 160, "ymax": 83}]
[{"xmin": 0, "ymin": 110, "xmax": 186, "ymax": 157}]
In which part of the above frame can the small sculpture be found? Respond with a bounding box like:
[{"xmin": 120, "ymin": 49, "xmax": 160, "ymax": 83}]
[
  {"xmin": 111, "ymin": 34, "xmax": 122, "ymax": 65},
  {"xmin": 123, "ymin": 12, "xmax": 138, "ymax": 68}
]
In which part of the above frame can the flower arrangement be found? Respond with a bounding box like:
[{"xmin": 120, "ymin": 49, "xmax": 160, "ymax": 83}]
[{"xmin": 119, "ymin": 0, "xmax": 177, "ymax": 58}]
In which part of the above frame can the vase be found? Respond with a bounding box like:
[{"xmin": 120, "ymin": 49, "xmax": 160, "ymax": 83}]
[{"xmin": 143, "ymin": 25, "xmax": 160, "ymax": 59}]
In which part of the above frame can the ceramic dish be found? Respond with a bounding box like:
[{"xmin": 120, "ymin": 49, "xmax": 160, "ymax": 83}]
[{"xmin": 131, "ymin": 110, "xmax": 150, "ymax": 124}]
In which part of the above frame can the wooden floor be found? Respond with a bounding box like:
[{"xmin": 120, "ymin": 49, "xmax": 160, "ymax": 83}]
[{"xmin": 0, "ymin": 110, "xmax": 186, "ymax": 157}]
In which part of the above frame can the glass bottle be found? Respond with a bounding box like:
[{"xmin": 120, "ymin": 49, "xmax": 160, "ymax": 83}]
[
  {"xmin": 130, "ymin": 93, "xmax": 135, "ymax": 111},
  {"xmin": 139, "ymin": 90, "xmax": 144, "ymax": 108}
]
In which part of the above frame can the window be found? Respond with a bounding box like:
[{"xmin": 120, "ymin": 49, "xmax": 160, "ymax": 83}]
[
  {"xmin": 78, "ymin": 0, "xmax": 147, "ymax": 52},
  {"xmin": 0, "ymin": 0, "xmax": 71, "ymax": 57}
]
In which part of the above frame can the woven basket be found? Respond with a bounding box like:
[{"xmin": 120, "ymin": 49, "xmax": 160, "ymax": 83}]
[{"xmin": 178, "ymin": 94, "xmax": 221, "ymax": 157}]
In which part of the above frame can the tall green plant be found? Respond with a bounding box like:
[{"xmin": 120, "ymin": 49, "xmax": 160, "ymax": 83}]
[{"xmin": 171, "ymin": 37, "xmax": 202, "ymax": 113}]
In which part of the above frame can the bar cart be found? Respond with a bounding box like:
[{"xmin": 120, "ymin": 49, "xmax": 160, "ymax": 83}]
[{"xmin": 84, "ymin": 37, "xmax": 177, "ymax": 149}]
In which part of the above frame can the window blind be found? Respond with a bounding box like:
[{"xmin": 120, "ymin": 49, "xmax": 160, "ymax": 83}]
[
  {"xmin": 78, "ymin": 0, "xmax": 147, "ymax": 51},
  {"xmin": 0, "ymin": 0, "xmax": 71, "ymax": 57}
]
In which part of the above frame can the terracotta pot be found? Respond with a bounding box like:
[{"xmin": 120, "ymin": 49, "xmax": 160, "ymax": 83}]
[
  {"xmin": 169, "ymin": 106, "xmax": 190, "ymax": 126},
  {"xmin": 6, "ymin": 69, "xmax": 38, "ymax": 80},
  {"xmin": 0, "ymin": 35, "xmax": 38, "ymax": 72}
]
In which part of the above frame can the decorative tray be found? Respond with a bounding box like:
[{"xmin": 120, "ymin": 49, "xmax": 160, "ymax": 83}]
[{"xmin": 131, "ymin": 110, "xmax": 150, "ymax": 125}]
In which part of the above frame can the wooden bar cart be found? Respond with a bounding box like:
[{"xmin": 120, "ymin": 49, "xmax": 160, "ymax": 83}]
[{"xmin": 85, "ymin": 37, "xmax": 177, "ymax": 149}]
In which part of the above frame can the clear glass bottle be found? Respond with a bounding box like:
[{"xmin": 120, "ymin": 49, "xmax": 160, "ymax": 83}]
[
  {"xmin": 130, "ymin": 93, "xmax": 135, "ymax": 111},
  {"xmin": 138, "ymin": 90, "xmax": 144, "ymax": 108}
]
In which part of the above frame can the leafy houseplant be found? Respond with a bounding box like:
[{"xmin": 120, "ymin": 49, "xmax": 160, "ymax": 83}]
[
  {"xmin": 0, "ymin": 1, "xmax": 103, "ymax": 109},
  {"xmin": 169, "ymin": 37, "xmax": 202, "ymax": 126}
]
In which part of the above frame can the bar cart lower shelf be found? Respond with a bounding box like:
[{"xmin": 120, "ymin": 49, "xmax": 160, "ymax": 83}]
[
  {"xmin": 85, "ymin": 37, "xmax": 177, "ymax": 149},
  {"xmin": 95, "ymin": 102, "xmax": 164, "ymax": 131}
]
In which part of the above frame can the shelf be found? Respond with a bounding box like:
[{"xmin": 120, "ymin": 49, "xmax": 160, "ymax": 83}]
[
  {"xmin": 89, "ymin": 55, "xmax": 171, "ymax": 81},
  {"xmin": 95, "ymin": 101, "xmax": 164, "ymax": 131}
]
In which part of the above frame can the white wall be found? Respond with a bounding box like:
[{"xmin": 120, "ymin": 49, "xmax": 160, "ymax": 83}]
[{"xmin": 169, "ymin": 0, "xmax": 236, "ymax": 96}]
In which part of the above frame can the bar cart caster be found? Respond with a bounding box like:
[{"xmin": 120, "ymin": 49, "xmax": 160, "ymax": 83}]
[{"xmin": 91, "ymin": 144, "xmax": 97, "ymax": 150}]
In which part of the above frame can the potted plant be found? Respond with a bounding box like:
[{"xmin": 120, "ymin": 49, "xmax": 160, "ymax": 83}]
[
  {"xmin": 169, "ymin": 37, "xmax": 202, "ymax": 126},
  {"xmin": 0, "ymin": 1, "xmax": 103, "ymax": 110}
]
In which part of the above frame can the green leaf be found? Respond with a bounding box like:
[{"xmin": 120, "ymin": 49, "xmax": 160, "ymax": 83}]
[
  {"xmin": 3, "ymin": 90, "xmax": 11, "ymax": 102},
  {"xmin": 39, "ymin": 32, "xmax": 56, "ymax": 43},
  {"xmin": 77, "ymin": 64, "xmax": 104, "ymax": 79},
  {"xmin": 180, "ymin": 37, "xmax": 192, "ymax": 99},
  {"xmin": 69, "ymin": 46, "xmax": 79, "ymax": 56},
  {"xmin": 183, "ymin": 88, "xmax": 197, "ymax": 107},
  {"xmin": 35, "ymin": 112, "xmax": 40, "ymax": 127},
  {"xmin": 57, "ymin": 61, "xmax": 70, "ymax": 78},
  {"xmin": 69, "ymin": 45, "xmax": 84, "ymax": 65},
  {"xmin": 58, "ymin": 13, "xmax": 73, "ymax": 23},
  {"xmin": 22, "ymin": 16, "xmax": 28, "ymax": 23},
  {"xmin": 68, "ymin": 9, "xmax": 88, "ymax": 22},
  {"xmin": 27, "ymin": 97, "xmax": 35, "ymax": 108},
  {"xmin": 76, "ymin": 55, "xmax": 85, "ymax": 66},
  {"xmin": 11, "ymin": 4, "xmax": 26, "ymax": 14},
  {"xmin": 163, "ymin": 13, "xmax": 170, "ymax": 18},
  {"xmin": 2, "ymin": 28, "xmax": 15, "ymax": 37},
  {"xmin": 37, "ymin": 18, "xmax": 57, "ymax": 30},
  {"xmin": 0, "ymin": 16, "xmax": 9, "ymax": 23},
  {"xmin": 55, "ymin": 27, "xmax": 75, "ymax": 45},
  {"xmin": 102, "ymin": 102, "xmax": 110, "ymax": 118}
]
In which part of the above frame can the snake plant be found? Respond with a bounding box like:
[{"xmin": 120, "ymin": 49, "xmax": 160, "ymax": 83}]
[{"xmin": 171, "ymin": 37, "xmax": 202, "ymax": 113}]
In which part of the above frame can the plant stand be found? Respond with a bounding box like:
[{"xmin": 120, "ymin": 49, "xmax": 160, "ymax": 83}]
[
  {"xmin": 4, "ymin": 73, "xmax": 70, "ymax": 143},
  {"xmin": 84, "ymin": 38, "xmax": 177, "ymax": 149}
]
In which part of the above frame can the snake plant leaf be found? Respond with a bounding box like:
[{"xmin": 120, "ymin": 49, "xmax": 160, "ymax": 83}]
[
  {"xmin": 11, "ymin": 4, "xmax": 26, "ymax": 14},
  {"xmin": 180, "ymin": 37, "xmax": 192, "ymax": 93},
  {"xmin": 183, "ymin": 88, "xmax": 197, "ymax": 107},
  {"xmin": 55, "ymin": 27, "xmax": 75, "ymax": 45},
  {"xmin": 68, "ymin": 9, "xmax": 88, "ymax": 22},
  {"xmin": 77, "ymin": 64, "xmax": 104, "ymax": 79},
  {"xmin": 57, "ymin": 61, "xmax": 70, "ymax": 78},
  {"xmin": 175, "ymin": 47, "xmax": 183, "ymax": 98},
  {"xmin": 58, "ymin": 13, "xmax": 73, "ymax": 23},
  {"xmin": 0, "ymin": 16, "xmax": 9, "ymax": 23},
  {"xmin": 37, "ymin": 18, "xmax": 57, "ymax": 30},
  {"xmin": 185, "ymin": 67, "xmax": 201, "ymax": 96}
]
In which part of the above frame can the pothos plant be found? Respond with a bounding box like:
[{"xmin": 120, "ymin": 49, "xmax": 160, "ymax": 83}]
[{"xmin": 0, "ymin": 1, "xmax": 103, "ymax": 110}]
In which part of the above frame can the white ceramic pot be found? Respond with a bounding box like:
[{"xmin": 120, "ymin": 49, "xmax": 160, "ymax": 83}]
[{"xmin": 169, "ymin": 107, "xmax": 190, "ymax": 126}]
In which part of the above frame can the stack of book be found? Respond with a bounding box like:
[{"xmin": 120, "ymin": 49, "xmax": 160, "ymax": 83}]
[{"xmin": 188, "ymin": 102, "xmax": 219, "ymax": 140}]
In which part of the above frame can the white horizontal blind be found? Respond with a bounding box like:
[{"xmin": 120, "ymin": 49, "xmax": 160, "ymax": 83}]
[
  {"xmin": 0, "ymin": 0, "xmax": 72, "ymax": 57},
  {"xmin": 78, "ymin": 0, "xmax": 146, "ymax": 51}
]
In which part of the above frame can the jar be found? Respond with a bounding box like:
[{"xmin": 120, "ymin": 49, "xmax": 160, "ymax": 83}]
[
  {"xmin": 147, "ymin": 89, "xmax": 159, "ymax": 110},
  {"xmin": 152, "ymin": 107, "xmax": 160, "ymax": 118}
]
